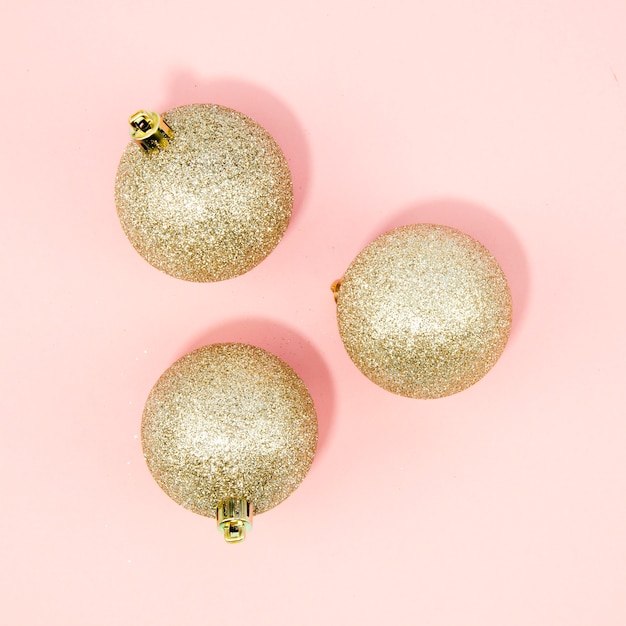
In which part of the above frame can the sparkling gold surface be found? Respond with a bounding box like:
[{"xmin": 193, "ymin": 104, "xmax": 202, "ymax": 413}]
[
  {"xmin": 335, "ymin": 224, "xmax": 512, "ymax": 398},
  {"xmin": 115, "ymin": 104, "xmax": 293, "ymax": 281},
  {"xmin": 141, "ymin": 344, "xmax": 318, "ymax": 517}
]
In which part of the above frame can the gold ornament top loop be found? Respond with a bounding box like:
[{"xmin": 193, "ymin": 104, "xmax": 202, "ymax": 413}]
[
  {"xmin": 330, "ymin": 278, "xmax": 342, "ymax": 303},
  {"xmin": 129, "ymin": 110, "xmax": 173, "ymax": 152},
  {"xmin": 216, "ymin": 498, "xmax": 253, "ymax": 544}
]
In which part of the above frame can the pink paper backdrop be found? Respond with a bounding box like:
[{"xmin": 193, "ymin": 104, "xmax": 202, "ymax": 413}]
[{"xmin": 2, "ymin": 1, "xmax": 626, "ymax": 624}]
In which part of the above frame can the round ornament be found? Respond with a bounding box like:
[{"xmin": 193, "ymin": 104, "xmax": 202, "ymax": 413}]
[
  {"xmin": 332, "ymin": 224, "xmax": 512, "ymax": 399},
  {"xmin": 115, "ymin": 105, "xmax": 293, "ymax": 281},
  {"xmin": 141, "ymin": 343, "xmax": 318, "ymax": 543}
]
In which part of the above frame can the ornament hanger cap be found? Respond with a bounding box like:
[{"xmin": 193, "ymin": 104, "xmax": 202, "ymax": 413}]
[
  {"xmin": 216, "ymin": 498, "xmax": 253, "ymax": 544},
  {"xmin": 128, "ymin": 110, "xmax": 173, "ymax": 152}
]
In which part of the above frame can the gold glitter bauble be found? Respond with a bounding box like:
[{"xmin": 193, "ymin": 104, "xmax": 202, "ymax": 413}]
[
  {"xmin": 141, "ymin": 344, "xmax": 318, "ymax": 541},
  {"xmin": 115, "ymin": 104, "xmax": 293, "ymax": 281},
  {"xmin": 334, "ymin": 224, "xmax": 512, "ymax": 399}
]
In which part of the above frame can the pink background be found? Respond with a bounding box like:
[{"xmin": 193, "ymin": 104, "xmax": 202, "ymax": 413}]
[{"xmin": 2, "ymin": 1, "xmax": 626, "ymax": 624}]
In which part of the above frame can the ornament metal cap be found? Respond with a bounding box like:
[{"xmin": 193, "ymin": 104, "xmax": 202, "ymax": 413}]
[
  {"xmin": 129, "ymin": 110, "xmax": 173, "ymax": 151},
  {"xmin": 330, "ymin": 278, "xmax": 342, "ymax": 303},
  {"xmin": 216, "ymin": 498, "xmax": 253, "ymax": 543}
]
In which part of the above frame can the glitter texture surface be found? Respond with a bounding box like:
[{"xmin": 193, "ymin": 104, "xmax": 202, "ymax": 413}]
[
  {"xmin": 115, "ymin": 104, "xmax": 293, "ymax": 281},
  {"xmin": 141, "ymin": 344, "xmax": 318, "ymax": 517},
  {"xmin": 336, "ymin": 224, "xmax": 512, "ymax": 398}
]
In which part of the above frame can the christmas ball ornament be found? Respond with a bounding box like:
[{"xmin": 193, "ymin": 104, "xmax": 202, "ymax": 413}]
[
  {"xmin": 115, "ymin": 105, "xmax": 293, "ymax": 281},
  {"xmin": 141, "ymin": 343, "xmax": 318, "ymax": 543},
  {"xmin": 332, "ymin": 224, "xmax": 512, "ymax": 399}
]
